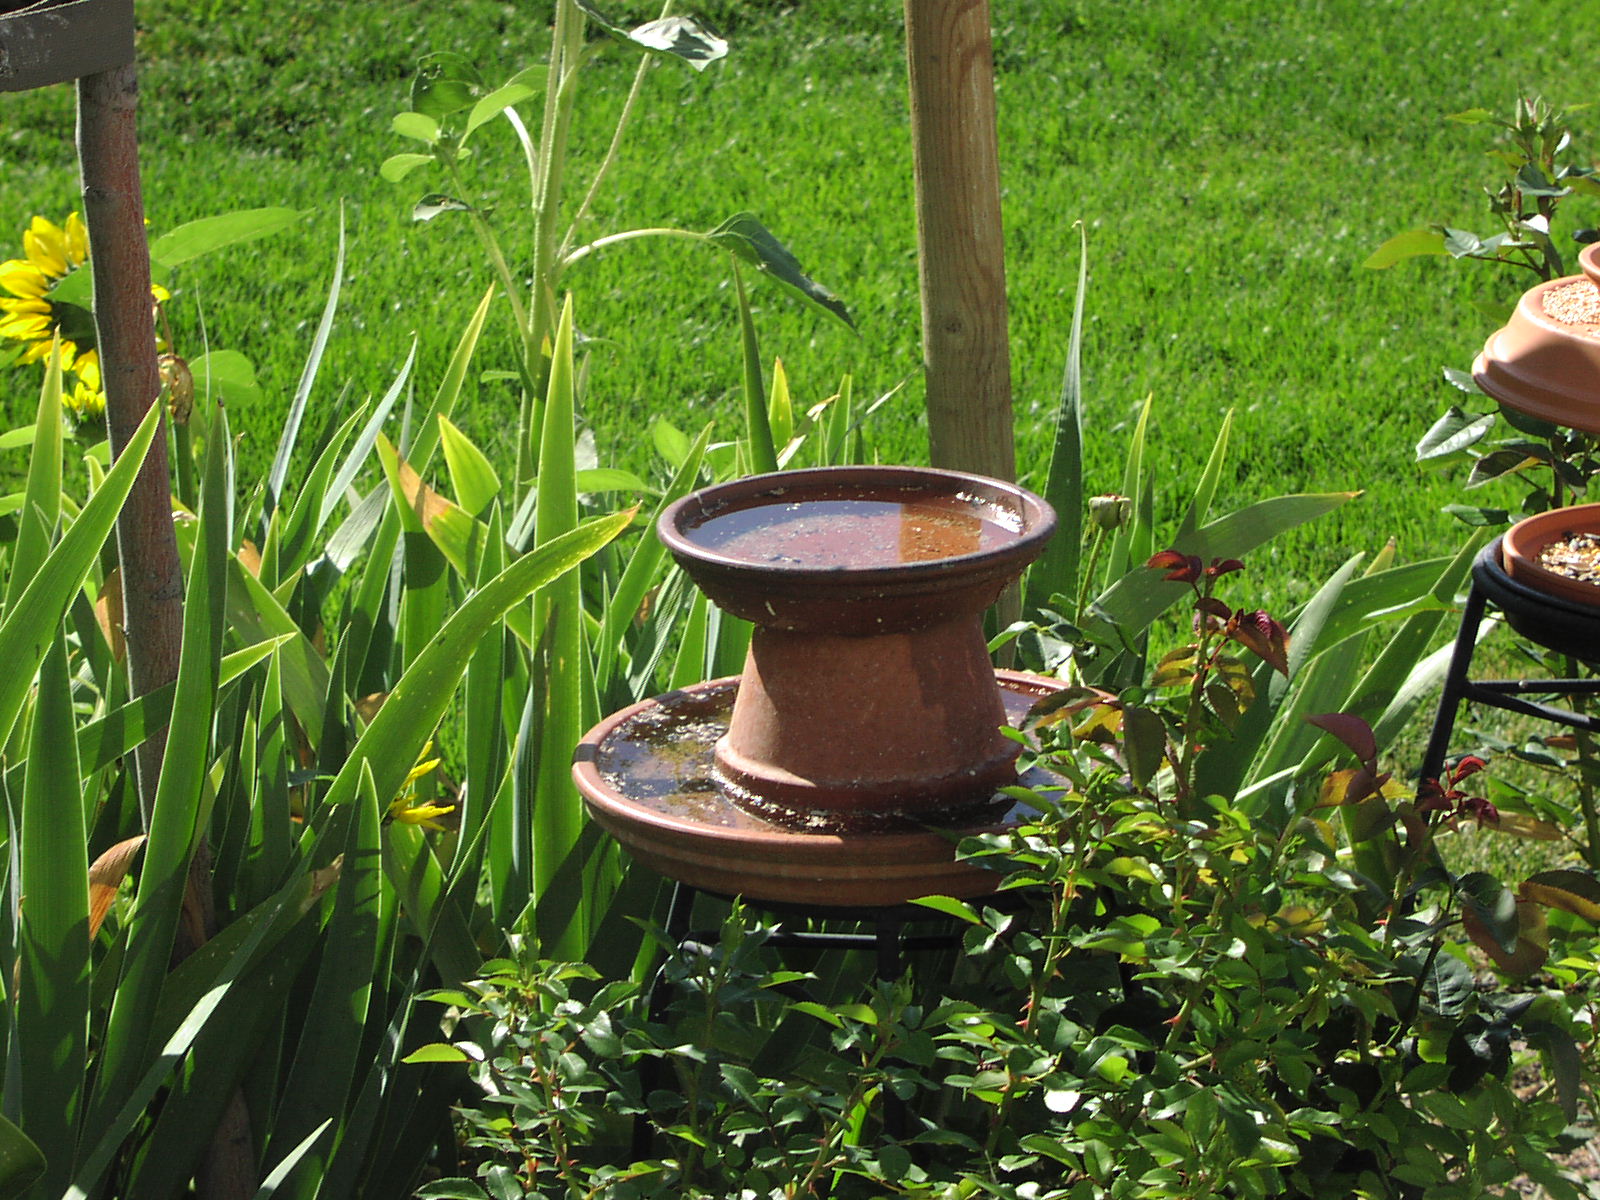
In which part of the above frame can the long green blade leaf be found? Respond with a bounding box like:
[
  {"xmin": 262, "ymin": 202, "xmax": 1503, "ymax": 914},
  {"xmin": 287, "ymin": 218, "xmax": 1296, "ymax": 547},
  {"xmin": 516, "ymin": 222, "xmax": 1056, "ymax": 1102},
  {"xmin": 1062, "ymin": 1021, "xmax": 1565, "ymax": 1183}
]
[
  {"xmin": 5, "ymin": 345, "xmax": 63, "ymax": 612},
  {"xmin": 1025, "ymin": 222, "xmax": 1087, "ymax": 616},
  {"xmin": 0, "ymin": 400, "xmax": 160, "ymax": 750},
  {"xmin": 93, "ymin": 404, "xmax": 231, "ymax": 1127},
  {"xmin": 314, "ymin": 508, "xmax": 633, "ymax": 819},
  {"xmin": 0, "ymin": 1113, "xmax": 44, "ymax": 1200},
  {"xmin": 14, "ymin": 632, "xmax": 89, "ymax": 1196}
]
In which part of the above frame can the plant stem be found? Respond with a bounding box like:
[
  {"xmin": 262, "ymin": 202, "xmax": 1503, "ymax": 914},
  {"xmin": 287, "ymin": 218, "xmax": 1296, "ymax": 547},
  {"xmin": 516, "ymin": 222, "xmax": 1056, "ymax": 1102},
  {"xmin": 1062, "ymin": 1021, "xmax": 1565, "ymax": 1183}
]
[
  {"xmin": 1074, "ymin": 524, "xmax": 1108, "ymax": 622},
  {"xmin": 448, "ymin": 159, "xmax": 535, "ymax": 365},
  {"xmin": 520, "ymin": 0, "xmax": 584, "ymax": 489},
  {"xmin": 558, "ymin": 0, "xmax": 674, "ymax": 259},
  {"xmin": 561, "ymin": 225, "xmax": 707, "ymax": 270},
  {"xmin": 1566, "ymin": 654, "xmax": 1600, "ymax": 868}
]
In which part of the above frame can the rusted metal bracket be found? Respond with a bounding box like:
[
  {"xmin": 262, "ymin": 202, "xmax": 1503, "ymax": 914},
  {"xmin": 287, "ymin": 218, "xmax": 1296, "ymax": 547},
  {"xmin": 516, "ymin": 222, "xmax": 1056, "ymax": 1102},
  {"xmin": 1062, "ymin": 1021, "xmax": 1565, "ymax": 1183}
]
[{"xmin": 0, "ymin": 0, "xmax": 134, "ymax": 92}]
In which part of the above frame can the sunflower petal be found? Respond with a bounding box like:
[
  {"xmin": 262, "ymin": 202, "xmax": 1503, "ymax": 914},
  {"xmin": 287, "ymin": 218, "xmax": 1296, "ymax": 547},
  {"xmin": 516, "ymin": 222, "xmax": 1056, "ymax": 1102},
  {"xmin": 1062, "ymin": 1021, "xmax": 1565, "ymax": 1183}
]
[
  {"xmin": 24, "ymin": 218, "xmax": 68, "ymax": 278},
  {"xmin": 0, "ymin": 312, "xmax": 49, "ymax": 340},
  {"xmin": 63, "ymin": 212, "xmax": 88, "ymax": 265},
  {"xmin": 0, "ymin": 259, "xmax": 50, "ymax": 299}
]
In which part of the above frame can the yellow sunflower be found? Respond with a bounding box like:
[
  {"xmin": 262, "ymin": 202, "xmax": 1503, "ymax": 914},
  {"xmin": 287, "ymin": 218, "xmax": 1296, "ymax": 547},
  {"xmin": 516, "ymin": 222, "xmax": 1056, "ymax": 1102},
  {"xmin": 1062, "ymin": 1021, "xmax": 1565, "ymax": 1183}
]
[{"xmin": 0, "ymin": 213, "xmax": 168, "ymax": 419}]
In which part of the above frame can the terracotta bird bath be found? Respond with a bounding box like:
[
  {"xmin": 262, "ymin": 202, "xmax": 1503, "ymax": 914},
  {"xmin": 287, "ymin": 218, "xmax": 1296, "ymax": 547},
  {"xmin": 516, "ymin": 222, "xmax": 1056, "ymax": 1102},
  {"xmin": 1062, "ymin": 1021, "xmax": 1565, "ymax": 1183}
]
[
  {"xmin": 572, "ymin": 465, "xmax": 1063, "ymax": 907},
  {"xmin": 1475, "ymin": 242, "xmax": 1600, "ymax": 435}
]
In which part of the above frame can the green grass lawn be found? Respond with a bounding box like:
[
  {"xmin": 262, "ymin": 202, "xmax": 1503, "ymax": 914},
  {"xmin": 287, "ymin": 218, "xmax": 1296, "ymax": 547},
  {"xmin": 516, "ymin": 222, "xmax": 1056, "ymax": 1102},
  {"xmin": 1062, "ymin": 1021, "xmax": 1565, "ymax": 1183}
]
[{"xmin": 0, "ymin": 0, "xmax": 1589, "ymax": 609}]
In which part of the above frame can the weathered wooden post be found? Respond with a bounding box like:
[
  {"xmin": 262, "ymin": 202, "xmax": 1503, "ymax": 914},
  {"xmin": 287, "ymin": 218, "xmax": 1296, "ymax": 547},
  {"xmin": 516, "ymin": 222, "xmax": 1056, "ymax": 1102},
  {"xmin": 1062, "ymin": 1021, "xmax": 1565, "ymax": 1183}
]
[
  {"xmin": 903, "ymin": 0, "xmax": 1015, "ymax": 483},
  {"xmin": 0, "ymin": 5, "xmax": 250, "ymax": 1195},
  {"xmin": 1, "ymin": 0, "xmax": 184, "ymax": 825}
]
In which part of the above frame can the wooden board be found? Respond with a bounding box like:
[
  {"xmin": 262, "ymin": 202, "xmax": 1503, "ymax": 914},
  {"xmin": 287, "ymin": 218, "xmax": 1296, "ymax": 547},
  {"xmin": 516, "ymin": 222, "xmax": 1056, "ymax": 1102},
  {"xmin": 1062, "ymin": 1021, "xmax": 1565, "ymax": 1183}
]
[{"xmin": 0, "ymin": 0, "xmax": 134, "ymax": 92}]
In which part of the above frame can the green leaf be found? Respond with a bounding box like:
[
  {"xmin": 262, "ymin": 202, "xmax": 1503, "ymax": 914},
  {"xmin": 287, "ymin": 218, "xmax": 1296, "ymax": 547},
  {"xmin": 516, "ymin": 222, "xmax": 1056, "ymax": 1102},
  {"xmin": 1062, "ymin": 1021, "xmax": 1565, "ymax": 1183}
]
[
  {"xmin": 66, "ymin": 867, "xmax": 321, "ymax": 1200},
  {"xmin": 150, "ymin": 207, "xmax": 301, "ymax": 268},
  {"xmin": 707, "ymin": 212, "xmax": 854, "ymax": 329},
  {"xmin": 13, "ymin": 634, "xmax": 90, "ymax": 1197},
  {"xmin": 5, "ymin": 346, "xmax": 63, "ymax": 613},
  {"xmin": 463, "ymin": 75, "xmax": 543, "ymax": 142},
  {"xmin": 1442, "ymin": 366, "xmax": 1485, "ymax": 395},
  {"xmin": 1458, "ymin": 871, "xmax": 1519, "ymax": 953},
  {"xmin": 531, "ymin": 295, "xmax": 591, "ymax": 955},
  {"xmin": 594, "ymin": 425, "xmax": 711, "ymax": 691},
  {"xmin": 438, "ymin": 416, "xmax": 502, "ymax": 515},
  {"xmin": 0, "ymin": 1114, "xmax": 45, "ymax": 1200},
  {"xmin": 400, "ymin": 1043, "xmax": 476, "ymax": 1065},
  {"xmin": 1441, "ymin": 226, "xmax": 1485, "ymax": 258},
  {"xmin": 834, "ymin": 1003, "xmax": 879, "ymax": 1025},
  {"xmin": 1442, "ymin": 504, "xmax": 1509, "ymax": 527},
  {"xmin": 652, "ymin": 418, "xmax": 692, "ymax": 469},
  {"xmin": 415, "ymin": 1182, "xmax": 491, "ymax": 1200},
  {"xmin": 414, "ymin": 193, "xmax": 472, "ymax": 223},
  {"xmin": 226, "ymin": 559, "xmax": 329, "ymax": 746},
  {"xmin": 0, "ymin": 401, "xmax": 159, "ymax": 749},
  {"xmin": 189, "ymin": 349, "xmax": 262, "ymax": 409},
  {"xmin": 314, "ymin": 507, "xmax": 633, "ymax": 827},
  {"xmin": 1426, "ymin": 951, "xmax": 1475, "ymax": 1018},
  {"xmin": 909, "ymin": 895, "xmax": 984, "ymax": 925},
  {"xmin": 1123, "ymin": 705, "xmax": 1166, "ymax": 788},
  {"xmin": 767, "ymin": 357, "xmax": 794, "ymax": 455},
  {"xmin": 252, "ymin": 1119, "xmax": 333, "ymax": 1200},
  {"xmin": 1525, "ymin": 1021, "xmax": 1582, "ymax": 1123},
  {"xmin": 576, "ymin": 2, "xmax": 729, "ymax": 70},
  {"xmin": 380, "ymin": 153, "xmax": 435, "ymax": 183},
  {"xmin": 263, "ymin": 759, "xmax": 382, "ymax": 1193},
  {"xmin": 732, "ymin": 262, "xmax": 778, "ymax": 475},
  {"xmin": 1027, "ymin": 221, "xmax": 1087, "ymax": 615},
  {"xmin": 789, "ymin": 1001, "xmax": 843, "ymax": 1028},
  {"xmin": 92, "ymin": 403, "xmax": 233, "ymax": 1130},
  {"xmin": 1524, "ymin": 869, "xmax": 1600, "ymax": 922},
  {"xmin": 265, "ymin": 215, "xmax": 343, "ymax": 529},
  {"xmin": 1517, "ymin": 161, "xmax": 1569, "ymax": 198},
  {"xmin": 410, "ymin": 52, "xmax": 483, "ymax": 121},
  {"xmin": 1087, "ymin": 491, "xmax": 1358, "ymax": 646},
  {"xmin": 1416, "ymin": 407, "xmax": 1495, "ymax": 461},
  {"xmin": 391, "ymin": 111, "xmax": 441, "ymax": 144},
  {"xmin": 1465, "ymin": 448, "xmax": 1536, "ymax": 488},
  {"xmin": 1363, "ymin": 228, "xmax": 1447, "ymax": 269},
  {"xmin": 575, "ymin": 467, "xmax": 650, "ymax": 494}
]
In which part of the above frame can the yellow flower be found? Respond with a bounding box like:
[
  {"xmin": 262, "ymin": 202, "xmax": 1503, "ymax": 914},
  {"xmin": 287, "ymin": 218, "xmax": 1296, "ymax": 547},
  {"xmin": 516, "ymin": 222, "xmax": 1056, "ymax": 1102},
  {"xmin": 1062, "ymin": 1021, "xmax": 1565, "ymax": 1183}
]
[
  {"xmin": 386, "ymin": 740, "xmax": 455, "ymax": 832},
  {"xmin": 0, "ymin": 212, "xmax": 168, "ymax": 419}
]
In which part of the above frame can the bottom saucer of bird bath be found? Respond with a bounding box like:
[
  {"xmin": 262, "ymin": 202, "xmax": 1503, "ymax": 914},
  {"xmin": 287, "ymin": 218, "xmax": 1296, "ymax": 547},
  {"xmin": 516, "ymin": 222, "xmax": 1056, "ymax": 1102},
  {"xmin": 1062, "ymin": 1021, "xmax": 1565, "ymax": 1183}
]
[{"xmin": 572, "ymin": 671, "xmax": 1064, "ymax": 909}]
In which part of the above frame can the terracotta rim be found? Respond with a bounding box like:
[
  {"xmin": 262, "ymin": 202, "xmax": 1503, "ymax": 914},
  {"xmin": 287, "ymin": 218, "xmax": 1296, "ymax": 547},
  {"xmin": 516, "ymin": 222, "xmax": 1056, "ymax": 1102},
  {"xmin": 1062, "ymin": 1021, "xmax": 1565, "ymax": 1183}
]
[
  {"xmin": 659, "ymin": 465, "xmax": 1056, "ymax": 588},
  {"xmin": 1474, "ymin": 249, "xmax": 1600, "ymax": 433},
  {"xmin": 1502, "ymin": 503, "xmax": 1600, "ymax": 608}
]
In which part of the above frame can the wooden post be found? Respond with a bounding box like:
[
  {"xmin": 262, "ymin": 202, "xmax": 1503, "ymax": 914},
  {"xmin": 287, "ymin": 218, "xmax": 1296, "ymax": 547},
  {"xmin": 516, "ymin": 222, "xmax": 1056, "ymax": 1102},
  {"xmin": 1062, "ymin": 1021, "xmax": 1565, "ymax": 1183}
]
[
  {"xmin": 903, "ymin": 0, "xmax": 1015, "ymax": 482},
  {"xmin": 79, "ymin": 61, "xmax": 256, "ymax": 1200},
  {"xmin": 77, "ymin": 62, "xmax": 184, "ymax": 826}
]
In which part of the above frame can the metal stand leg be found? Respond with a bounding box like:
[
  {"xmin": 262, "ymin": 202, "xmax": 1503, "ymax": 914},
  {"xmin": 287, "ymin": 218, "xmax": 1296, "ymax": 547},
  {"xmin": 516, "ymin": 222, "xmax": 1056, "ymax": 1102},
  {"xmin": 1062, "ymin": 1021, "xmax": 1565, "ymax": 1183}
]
[
  {"xmin": 629, "ymin": 885, "xmax": 981, "ymax": 1162},
  {"xmin": 1418, "ymin": 584, "xmax": 1489, "ymax": 788},
  {"xmin": 633, "ymin": 882, "xmax": 697, "ymax": 1160},
  {"xmin": 873, "ymin": 915, "xmax": 909, "ymax": 1141}
]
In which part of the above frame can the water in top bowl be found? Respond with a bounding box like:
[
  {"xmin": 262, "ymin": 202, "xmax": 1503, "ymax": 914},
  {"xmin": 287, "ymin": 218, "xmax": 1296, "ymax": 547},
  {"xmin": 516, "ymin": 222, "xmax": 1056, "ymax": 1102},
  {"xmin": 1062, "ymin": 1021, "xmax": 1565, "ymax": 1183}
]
[{"xmin": 687, "ymin": 493, "xmax": 1023, "ymax": 568}]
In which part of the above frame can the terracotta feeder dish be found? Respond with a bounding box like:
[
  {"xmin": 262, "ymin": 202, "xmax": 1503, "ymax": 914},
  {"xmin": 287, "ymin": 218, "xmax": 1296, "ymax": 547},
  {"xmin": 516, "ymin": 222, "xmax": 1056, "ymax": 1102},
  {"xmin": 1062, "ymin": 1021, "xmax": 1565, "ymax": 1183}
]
[
  {"xmin": 1502, "ymin": 503, "xmax": 1600, "ymax": 609},
  {"xmin": 1474, "ymin": 242, "xmax": 1600, "ymax": 433},
  {"xmin": 572, "ymin": 465, "xmax": 1064, "ymax": 908}
]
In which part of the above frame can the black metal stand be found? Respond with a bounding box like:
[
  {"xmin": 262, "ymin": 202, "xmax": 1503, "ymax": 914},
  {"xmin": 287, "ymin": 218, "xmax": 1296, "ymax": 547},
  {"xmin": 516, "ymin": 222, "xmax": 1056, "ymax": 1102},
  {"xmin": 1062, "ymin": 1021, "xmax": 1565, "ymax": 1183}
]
[
  {"xmin": 1419, "ymin": 539, "xmax": 1600, "ymax": 786},
  {"xmin": 631, "ymin": 880, "xmax": 984, "ymax": 1161}
]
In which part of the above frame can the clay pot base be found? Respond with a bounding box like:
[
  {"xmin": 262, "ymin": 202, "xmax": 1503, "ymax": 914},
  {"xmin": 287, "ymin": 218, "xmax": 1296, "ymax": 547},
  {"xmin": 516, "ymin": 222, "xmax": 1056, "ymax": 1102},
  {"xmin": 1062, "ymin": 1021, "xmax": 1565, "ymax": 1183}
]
[
  {"xmin": 573, "ymin": 671, "xmax": 1065, "ymax": 907},
  {"xmin": 1474, "ymin": 244, "xmax": 1600, "ymax": 434}
]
